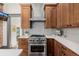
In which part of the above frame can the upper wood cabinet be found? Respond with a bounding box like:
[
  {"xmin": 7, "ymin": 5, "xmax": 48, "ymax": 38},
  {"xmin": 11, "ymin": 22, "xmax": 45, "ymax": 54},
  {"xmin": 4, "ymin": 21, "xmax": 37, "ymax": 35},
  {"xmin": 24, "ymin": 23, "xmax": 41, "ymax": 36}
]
[
  {"xmin": 45, "ymin": 4, "xmax": 57, "ymax": 28},
  {"xmin": 57, "ymin": 3, "xmax": 72, "ymax": 28},
  {"xmin": 57, "ymin": 3, "xmax": 79, "ymax": 28},
  {"xmin": 73, "ymin": 3, "xmax": 79, "ymax": 27},
  {"xmin": 54, "ymin": 40, "xmax": 62, "ymax": 56},
  {"xmin": 21, "ymin": 4, "xmax": 31, "ymax": 29}
]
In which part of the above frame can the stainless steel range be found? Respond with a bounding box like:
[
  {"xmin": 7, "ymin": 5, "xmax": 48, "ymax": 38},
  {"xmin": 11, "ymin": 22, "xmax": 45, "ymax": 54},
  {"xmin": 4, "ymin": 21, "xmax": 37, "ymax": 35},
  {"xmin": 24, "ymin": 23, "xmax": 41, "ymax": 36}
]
[{"xmin": 28, "ymin": 35, "xmax": 47, "ymax": 56}]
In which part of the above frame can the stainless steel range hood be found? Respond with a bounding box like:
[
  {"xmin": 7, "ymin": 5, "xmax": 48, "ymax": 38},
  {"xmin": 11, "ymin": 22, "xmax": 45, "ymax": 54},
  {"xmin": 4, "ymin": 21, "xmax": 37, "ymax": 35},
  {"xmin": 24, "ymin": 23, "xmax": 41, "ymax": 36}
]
[
  {"xmin": 31, "ymin": 3, "xmax": 44, "ymax": 21},
  {"xmin": 29, "ymin": 3, "xmax": 45, "ymax": 35}
]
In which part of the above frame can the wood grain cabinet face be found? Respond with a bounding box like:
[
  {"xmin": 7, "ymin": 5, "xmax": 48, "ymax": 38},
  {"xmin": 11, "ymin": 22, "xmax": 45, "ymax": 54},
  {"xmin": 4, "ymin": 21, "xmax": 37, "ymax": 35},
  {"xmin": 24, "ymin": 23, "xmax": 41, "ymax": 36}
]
[
  {"xmin": 18, "ymin": 38, "xmax": 28, "ymax": 56},
  {"xmin": 45, "ymin": 5, "xmax": 57, "ymax": 28},
  {"xmin": 73, "ymin": 3, "xmax": 79, "ymax": 27},
  {"xmin": 57, "ymin": 3, "xmax": 79, "ymax": 28},
  {"xmin": 21, "ymin": 4, "xmax": 31, "ymax": 29},
  {"xmin": 54, "ymin": 40, "xmax": 62, "ymax": 56},
  {"xmin": 47, "ymin": 38, "xmax": 54, "ymax": 56},
  {"xmin": 45, "ymin": 4, "xmax": 79, "ymax": 28},
  {"xmin": 47, "ymin": 39, "xmax": 78, "ymax": 56},
  {"xmin": 57, "ymin": 3, "xmax": 72, "ymax": 28}
]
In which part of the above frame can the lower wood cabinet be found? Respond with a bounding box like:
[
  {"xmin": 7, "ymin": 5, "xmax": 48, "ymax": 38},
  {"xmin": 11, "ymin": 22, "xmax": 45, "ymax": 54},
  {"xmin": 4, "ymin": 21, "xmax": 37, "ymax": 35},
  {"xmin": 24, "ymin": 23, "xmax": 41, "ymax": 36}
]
[
  {"xmin": 54, "ymin": 40, "xmax": 62, "ymax": 56},
  {"xmin": 61, "ymin": 44, "xmax": 78, "ymax": 56},
  {"xmin": 47, "ymin": 38, "xmax": 54, "ymax": 56},
  {"xmin": 18, "ymin": 38, "xmax": 28, "ymax": 56},
  {"xmin": 47, "ymin": 38, "xmax": 78, "ymax": 56},
  {"xmin": 54, "ymin": 40, "xmax": 78, "ymax": 56}
]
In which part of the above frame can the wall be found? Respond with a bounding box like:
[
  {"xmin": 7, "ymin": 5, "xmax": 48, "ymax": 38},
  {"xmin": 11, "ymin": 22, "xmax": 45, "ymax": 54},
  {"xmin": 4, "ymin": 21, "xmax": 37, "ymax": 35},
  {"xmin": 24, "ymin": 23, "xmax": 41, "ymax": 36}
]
[
  {"xmin": 10, "ymin": 15, "xmax": 21, "ymax": 48},
  {"xmin": 3, "ymin": 3, "xmax": 21, "ymax": 14},
  {"xmin": 45, "ymin": 29, "xmax": 58, "ymax": 35},
  {"xmin": 29, "ymin": 22, "xmax": 45, "ymax": 35},
  {"xmin": 63, "ymin": 28, "xmax": 79, "ymax": 43},
  {"xmin": 3, "ymin": 3, "xmax": 21, "ymax": 48}
]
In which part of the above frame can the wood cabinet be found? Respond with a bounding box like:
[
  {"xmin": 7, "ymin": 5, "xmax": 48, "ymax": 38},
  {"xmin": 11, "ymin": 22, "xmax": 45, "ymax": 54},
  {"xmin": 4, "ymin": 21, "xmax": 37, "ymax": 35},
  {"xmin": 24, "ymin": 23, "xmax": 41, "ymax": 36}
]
[
  {"xmin": 57, "ymin": 3, "xmax": 79, "ymax": 28},
  {"xmin": 62, "ymin": 45, "xmax": 78, "ymax": 56},
  {"xmin": 73, "ymin": 3, "xmax": 79, "ymax": 27},
  {"xmin": 47, "ymin": 38, "xmax": 54, "ymax": 56},
  {"xmin": 54, "ymin": 40, "xmax": 78, "ymax": 56},
  {"xmin": 45, "ymin": 3, "xmax": 79, "ymax": 28},
  {"xmin": 57, "ymin": 3, "xmax": 72, "ymax": 28},
  {"xmin": 21, "ymin": 4, "xmax": 31, "ymax": 29},
  {"xmin": 45, "ymin": 4, "xmax": 57, "ymax": 28},
  {"xmin": 47, "ymin": 39, "xmax": 78, "ymax": 56},
  {"xmin": 54, "ymin": 40, "xmax": 62, "ymax": 56},
  {"xmin": 18, "ymin": 38, "xmax": 28, "ymax": 56}
]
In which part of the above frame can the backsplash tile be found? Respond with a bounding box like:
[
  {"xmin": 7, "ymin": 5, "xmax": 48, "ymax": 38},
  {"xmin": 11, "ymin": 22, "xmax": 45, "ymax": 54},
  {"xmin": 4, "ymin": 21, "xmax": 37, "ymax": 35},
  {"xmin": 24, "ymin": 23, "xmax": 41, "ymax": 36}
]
[
  {"xmin": 63, "ymin": 28, "xmax": 79, "ymax": 43},
  {"xmin": 29, "ymin": 22, "xmax": 45, "ymax": 35}
]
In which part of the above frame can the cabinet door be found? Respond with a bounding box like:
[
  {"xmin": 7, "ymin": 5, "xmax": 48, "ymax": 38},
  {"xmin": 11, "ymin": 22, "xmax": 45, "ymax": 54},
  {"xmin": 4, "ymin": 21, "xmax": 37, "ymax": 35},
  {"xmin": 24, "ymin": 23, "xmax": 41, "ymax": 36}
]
[
  {"xmin": 57, "ymin": 4, "xmax": 62, "ymax": 28},
  {"xmin": 18, "ymin": 38, "xmax": 28, "ymax": 56},
  {"xmin": 47, "ymin": 38, "xmax": 54, "ymax": 56},
  {"xmin": 69, "ymin": 4, "xmax": 74, "ymax": 27},
  {"xmin": 45, "ymin": 5, "xmax": 57, "ymax": 28},
  {"xmin": 61, "ymin": 4, "xmax": 70, "ymax": 27},
  {"xmin": 57, "ymin": 4, "xmax": 70, "ymax": 28},
  {"xmin": 57, "ymin": 3, "xmax": 75, "ymax": 28},
  {"xmin": 21, "ymin": 4, "xmax": 30, "ymax": 29},
  {"xmin": 54, "ymin": 40, "xmax": 62, "ymax": 56},
  {"xmin": 73, "ymin": 3, "xmax": 79, "ymax": 27}
]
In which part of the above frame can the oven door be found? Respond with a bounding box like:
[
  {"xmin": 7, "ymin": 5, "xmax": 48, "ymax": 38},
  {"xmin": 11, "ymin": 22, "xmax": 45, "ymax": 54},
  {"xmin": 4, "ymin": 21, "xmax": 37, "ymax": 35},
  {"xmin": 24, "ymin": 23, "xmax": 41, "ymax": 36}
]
[{"xmin": 31, "ymin": 45, "xmax": 44, "ymax": 52}]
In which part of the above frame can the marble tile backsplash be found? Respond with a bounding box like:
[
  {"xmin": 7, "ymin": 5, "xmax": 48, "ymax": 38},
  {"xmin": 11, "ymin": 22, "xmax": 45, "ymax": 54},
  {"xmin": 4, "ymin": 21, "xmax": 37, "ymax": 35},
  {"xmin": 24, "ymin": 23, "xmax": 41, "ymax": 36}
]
[
  {"xmin": 44, "ymin": 29, "xmax": 57, "ymax": 35},
  {"xmin": 29, "ymin": 22, "xmax": 45, "ymax": 35},
  {"xmin": 63, "ymin": 28, "xmax": 79, "ymax": 43}
]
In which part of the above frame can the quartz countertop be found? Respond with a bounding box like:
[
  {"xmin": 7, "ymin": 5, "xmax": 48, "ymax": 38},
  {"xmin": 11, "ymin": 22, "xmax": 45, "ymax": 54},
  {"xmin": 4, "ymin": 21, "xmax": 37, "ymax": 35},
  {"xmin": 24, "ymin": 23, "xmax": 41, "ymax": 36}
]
[
  {"xmin": 18, "ymin": 35, "xmax": 30, "ymax": 38},
  {"xmin": 46, "ymin": 35, "xmax": 79, "ymax": 55}
]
